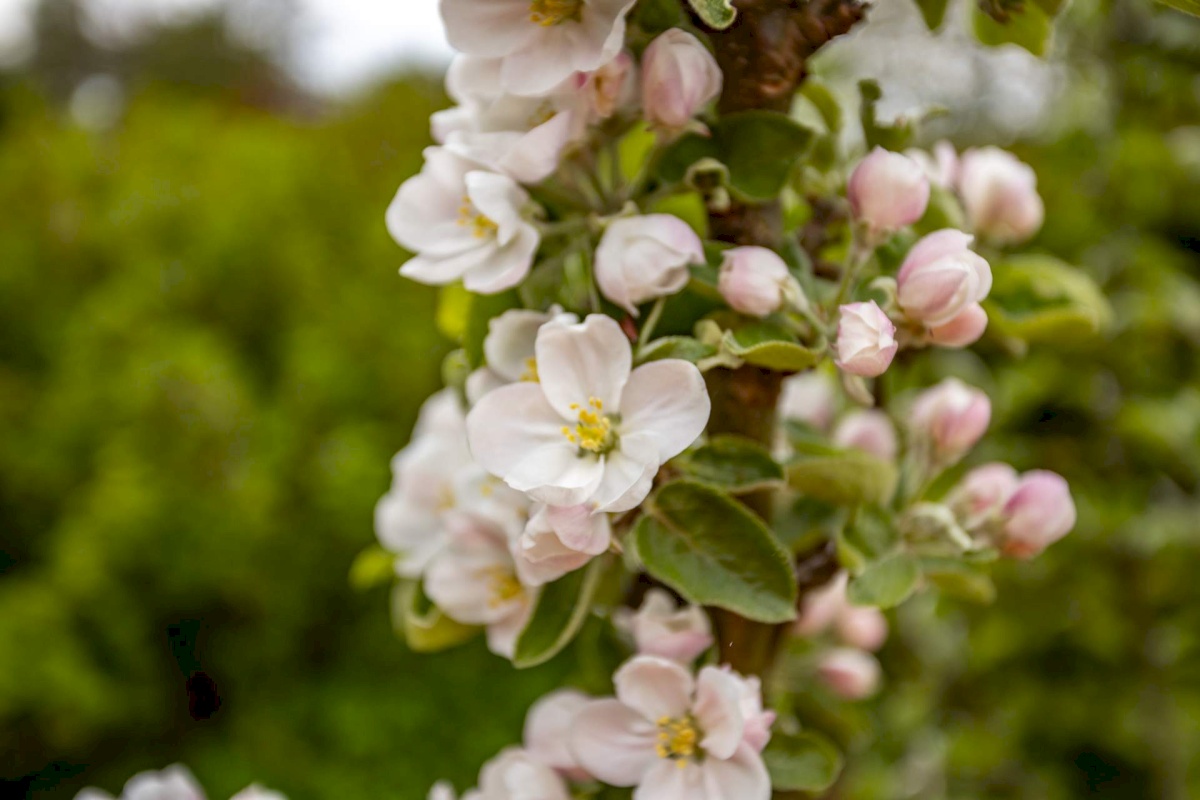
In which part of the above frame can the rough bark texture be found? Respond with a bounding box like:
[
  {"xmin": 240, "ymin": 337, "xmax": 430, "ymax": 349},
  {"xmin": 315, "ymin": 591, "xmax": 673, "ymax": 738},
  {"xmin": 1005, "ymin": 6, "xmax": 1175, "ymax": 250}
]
[{"xmin": 699, "ymin": 0, "xmax": 867, "ymax": 678}]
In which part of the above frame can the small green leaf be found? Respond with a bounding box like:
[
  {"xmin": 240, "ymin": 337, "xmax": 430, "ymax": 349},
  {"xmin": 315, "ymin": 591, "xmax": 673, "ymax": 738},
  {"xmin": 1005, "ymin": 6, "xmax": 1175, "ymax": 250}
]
[
  {"xmin": 1156, "ymin": 0, "xmax": 1200, "ymax": 15},
  {"xmin": 764, "ymin": 731, "xmax": 844, "ymax": 792},
  {"xmin": 972, "ymin": 3, "xmax": 1054, "ymax": 56},
  {"xmin": 636, "ymin": 336, "xmax": 717, "ymax": 365},
  {"xmin": 921, "ymin": 557, "xmax": 996, "ymax": 604},
  {"xmin": 676, "ymin": 435, "xmax": 786, "ymax": 493},
  {"xmin": 687, "ymin": 0, "xmax": 737, "ymax": 29},
  {"xmin": 637, "ymin": 481, "xmax": 797, "ymax": 623},
  {"xmin": 723, "ymin": 322, "xmax": 821, "ymax": 372},
  {"xmin": 913, "ymin": 0, "xmax": 951, "ymax": 29},
  {"xmin": 718, "ymin": 112, "xmax": 815, "ymax": 201},
  {"xmin": 986, "ymin": 255, "xmax": 1112, "ymax": 345},
  {"xmin": 349, "ymin": 545, "xmax": 397, "ymax": 591},
  {"xmin": 847, "ymin": 552, "xmax": 921, "ymax": 609},
  {"xmin": 787, "ymin": 444, "xmax": 898, "ymax": 506},
  {"xmin": 463, "ymin": 289, "xmax": 522, "ymax": 367},
  {"xmin": 513, "ymin": 556, "xmax": 606, "ymax": 668},
  {"xmin": 397, "ymin": 582, "xmax": 478, "ymax": 653}
]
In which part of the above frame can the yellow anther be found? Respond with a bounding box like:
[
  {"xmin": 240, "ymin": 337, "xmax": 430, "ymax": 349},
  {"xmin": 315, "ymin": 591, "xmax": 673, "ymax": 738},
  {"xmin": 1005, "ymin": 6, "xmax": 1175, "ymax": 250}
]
[
  {"xmin": 528, "ymin": 0, "xmax": 583, "ymax": 26},
  {"xmin": 520, "ymin": 357, "xmax": 539, "ymax": 383},
  {"xmin": 485, "ymin": 567, "xmax": 523, "ymax": 608},
  {"xmin": 456, "ymin": 194, "xmax": 498, "ymax": 239},
  {"xmin": 655, "ymin": 716, "xmax": 700, "ymax": 762},
  {"xmin": 562, "ymin": 397, "xmax": 616, "ymax": 454}
]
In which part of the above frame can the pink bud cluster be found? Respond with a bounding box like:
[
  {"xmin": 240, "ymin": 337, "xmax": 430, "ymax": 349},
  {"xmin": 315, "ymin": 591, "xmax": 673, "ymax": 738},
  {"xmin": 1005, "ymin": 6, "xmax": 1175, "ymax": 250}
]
[{"xmin": 949, "ymin": 463, "xmax": 1077, "ymax": 559}]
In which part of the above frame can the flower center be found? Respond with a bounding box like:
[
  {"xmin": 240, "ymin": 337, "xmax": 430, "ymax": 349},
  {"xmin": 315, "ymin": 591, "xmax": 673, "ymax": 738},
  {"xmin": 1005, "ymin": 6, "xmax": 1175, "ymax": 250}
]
[
  {"xmin": 655, "ymin": 715, "xmax": 700, "ymax": 764},
  {"xmin": 457, "ymin": 195, "xmax": 498, "ymax": 239},
  {"xmin": 486, "ymin": 567, "xmax": 523, "ymax": 608},
  {"xmin": 520, "ymin": 357, "xmax": 539, "ymax": 383},
  {"xmin": 528, "ymin": 0, "xmax": 583, "ymax": 26},
  {"xmin": 561, "ymin": 397, "xmax": 618, "ymax": 455}
]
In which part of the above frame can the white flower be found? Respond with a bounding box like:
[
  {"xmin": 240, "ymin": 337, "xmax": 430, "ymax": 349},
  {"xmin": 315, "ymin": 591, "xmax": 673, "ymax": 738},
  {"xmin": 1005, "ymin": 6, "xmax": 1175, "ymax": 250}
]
[
  {"xmin": 467, "ymin": 314, "xmax": 710, "ymax": 512},
  {"xmin": 569, "ymin": 656, "xmax": 772, "ymax": 800},
  {"xmin": 614, "ymin": 588, "xmax": 713, "ymax": 663},
  {"xmin": 75, "ymin": 765, "xmax": 205, "ymax": 800},
  {"xmin": 514, "ymin": 503, "xmax": 612, "ymax": 586},
  {"xmin": 424, "ymin": 511, "xmax": 534, "ymax": 659},
  {"xmin": 427, "ymin": 781, "xmax": 459, "ymax": 800},
  {"xmin": 472, "ymin": 748, "xmax": 571, "ymax": 800},
  {"xmin": 467, "ymin": 306, "xmax": 579, "ymax": 402},
  {"xmin": 386, "ymin": 147, "xmax": 539, "ymax": 294},
  {"xmin": 594, "ymin": 215, "xmax": 705, "ymax": 315},
  {"xmin": 230, "ymin": 787, "xmax": 287, "ymax": 800},
  {"xmin": 725, "ymin": 669, "xmax": 775, "ymax": 753},
  {"xmin": 524, "ymin": 689, "xmax": 594, "ymax": 780},
  {"xmin": 440, "ymin": 0, "xmax": 637, "ymax": 97}
]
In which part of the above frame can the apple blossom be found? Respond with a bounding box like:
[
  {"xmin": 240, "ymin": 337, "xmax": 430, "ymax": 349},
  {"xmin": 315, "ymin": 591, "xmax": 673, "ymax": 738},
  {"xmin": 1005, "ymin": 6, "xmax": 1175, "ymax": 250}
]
[
  {"xmin": 472, "ymin": 748, "xmax": 571, "ymax": 800},
  {"xmin": 439, "ymin": 0, "xmax": 637, "ymax": 97},
  {"xmin": 466, "ymin": 314, "xmax": 710, "ymax": 512},
  {"xmin": 818, "ymin": 648, "xmax": 882, "ymax": 700},
  {"xmin": 957, "ymin": 146, "xmax": 1045, "ymax": 244},
  {"xmin": 75, "ymin": 765, "xmax": 205, "ymax": 800},
  {"xmin": 999, "ymin": 470, "xmax": 1076, "ymax": 559},
  {"xmin": 577, "ymin": 51, "xmax": 638, "ymax": 122},
  {"xmin": 778, "ymin": 371, "xmax": 839, "ymax": 431},
  {"xmin": 927, "ymin": 302, "xmax": 989, "ymax": 348},
  {"xmin": 909, "ymin": 378, "xmax": 992, "ymax": 465},
  {"xmin": 725, "ymin": 669, "xmax": 776, "ymax": 753},
  {"xmin": 594, "ymin": 215, "xmax": 705, "ymax": 315},
  {"xmin": 513, "ymin": 503, "xmax": 611, "ymax": 586},
  {"xmin": 946, "ymin": 462, "xmax": 1020, "ymax": 529},
  {"xmin": 386, "ymin": 147, "xmax": 539, "ymax": 294},
  {"xmin": 425, "ymin": 511, "xmax": 534, "ymax": 658},
  {"xmin": 614, "ymin": 588, "xmax": 714, "ymax": 663},
  {"xmin": 795, "ymin": 573, "xmax": 888, "ymax": 652},
  {"xmin": 641, "ymin": 28, "xmax": 722, "ymax": 134},
  {"xmin": 230, "ymin": 788, "xmax": 287, "ymax": 800},
  {"xmin": 835, "ymin": 301, "xmax": 898, "ymax": 378},
  {"xmin": 524, "ymin": 689, "xmax": 593, "ymax": 780},
  {"xmin": 832, "ymin": 409, "xmax": 898, "ymax": 461},
  {"xmin": 467, "ymin": 306, "xmax": 579, "ymax": 401},
  {"xmin": 428, "ymin": 782, "xmax": 459, "ymax": 800},
  {"xmin": 717, "ymin": 246, "xmax": 805, "ymax": 317},
  {"xmin": 905, "ymin": 140, "xmax": 959, "ymax": 189},
  {"xmin": 896, "ymin": 229, "xmax": 992, "ymax": 328},
  {"xmin": 847, "ymin": 147, "xmax": 930, "ymax": 236},
  {"xmin": 570, "ymin": 656, "xmax": 772, "ymax": 800}
]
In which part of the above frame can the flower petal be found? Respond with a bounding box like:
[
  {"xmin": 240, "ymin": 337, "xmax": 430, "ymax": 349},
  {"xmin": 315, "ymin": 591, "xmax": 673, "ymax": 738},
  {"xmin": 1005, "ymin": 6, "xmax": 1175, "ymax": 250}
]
[
  {"xmin": 461, "ymin": 224, "xmax": 538, "ymax": 295},
  {"xmin": 570, "ymin": 699, "xmax": 660, "ymax": 786},
  {"xmin": 508, "ymin": 444, "xmax": 606, "ymax": 507},
  {"xmin": 619, "ymin": 361, "xmax": 711, "ymax": 461},
  {"xmin": 693, "ymin": 667, "xmax": 745, "ymax": 761},
  {"xmin": 536, "ymin": 315, "xmax": 632, "ymax": 418},
  {"xmin": 614, "ymin": 655, "xmax": 694, "ymax": 721},
  {"xmin": 466, "ymin": 382, "xmax": 566, "ymax": 481},
  {"xmin": 700, "ymin": 744, "xmax": 771, "ymax": 800},
  {"xmin": 635, "ymin": 760, "xmax": 706, "ymax": 800},
  {"xmin": 439, "ymin": 0, "xmax": 538, "ymax": 57},
  {"xmin": 589, "ymin": 432, "xmax": 658, "ymax": 513},
  {"xmin": 897, "ymin": 228, "xmax": 975, "ymax": 283}
]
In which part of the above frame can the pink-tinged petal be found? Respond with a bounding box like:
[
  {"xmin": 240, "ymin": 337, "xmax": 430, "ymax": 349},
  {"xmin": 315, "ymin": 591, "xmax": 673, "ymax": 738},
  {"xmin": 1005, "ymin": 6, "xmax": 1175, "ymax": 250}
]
[
  {"xmin": 499, "ymin": 27, "xmax": 581, "ymax": 96},
  {"xmin": 466, "ymin": 382, "xmax": 569, "ymax": 479},
  {"xmin": 461, "ymin": 224, "xmax": 539, "ymax": 295},
  {"xmin": 508, "ymin": 445, "xmax": 605, "ymax": 507},
  {"xmin": 570, "ymin": 699, "xmax": 660, "ymax": 786},
  {"xmin": 544, "ymin": 504, "xmax": 612, "ymax": 555},
  {"xmin": 701, "ymin": 744, "xmax": 772, "ymax": 800},
  {"xmin": 928, "ymin": 302, "xmax": 988, "ymax": 348},
  {"xmin": 498, "ymin": 112, "xmax": 576, "ymax": 184},
  {"xmin": 635, "ymin": 759, "xmax": 706, "ymax": 800},
  {"xmin": 525, "ymin": 689, "xmax": 593, "ymax": 779},
  {"xmin": 536, "ymin": 315, "xmax": 632, "ymax": 418},
  {"xmin": 439, "ymin": 0, "xmax": 538, "ymax": 57},
  {"xmin": 693, "ymin": 667, "xmax": 745, "ymax": 760},
  {"xmin": 589, "ymin": 433, "xmax": 659, "ymax": 513},
  {"xmin": 897, "ymin": 229, "xmax": 976, "ymax": 283},
  {"xmin": 615, "ymin": 655, "xmax": 695, "ymax": 721},
  {"xmin": 619, "ymin": 361, "xmax": 711, "ymax": 460},
  {"xmin": 485, "ymin": 600, "xmax": 532, "ymax": 659}
]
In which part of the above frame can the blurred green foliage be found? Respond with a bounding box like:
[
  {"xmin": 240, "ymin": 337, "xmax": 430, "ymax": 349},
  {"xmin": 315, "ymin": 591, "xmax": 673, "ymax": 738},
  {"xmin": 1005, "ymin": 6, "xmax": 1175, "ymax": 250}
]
[{"xmin": 0, "ymin": 1, "xmax": 1197, "ymax": 799}]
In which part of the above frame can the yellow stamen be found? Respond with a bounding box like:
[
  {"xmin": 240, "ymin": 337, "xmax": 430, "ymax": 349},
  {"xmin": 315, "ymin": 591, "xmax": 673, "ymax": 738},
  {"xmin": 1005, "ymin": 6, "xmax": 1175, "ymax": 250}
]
[
  {"xmin": 520, "ymin": 357, "xmax": 540, "ymax": 383},
  {"xmin": 528, "ymin": 0, "xmax": 583, "ymax": 26},
  {"xmin": 457, "ymin": 195, "xmax": 498, "ymax": 238},
  {"xmin": 485, "ymin": 567, "xmax": 523, "ymax": 608},
  {"xmin": 654, "ymin": 715, "xmax": 700, "ymax": 762},
  {"xmin": 562, "ymin": 397, "xmax": 617, "ymax": 454}
]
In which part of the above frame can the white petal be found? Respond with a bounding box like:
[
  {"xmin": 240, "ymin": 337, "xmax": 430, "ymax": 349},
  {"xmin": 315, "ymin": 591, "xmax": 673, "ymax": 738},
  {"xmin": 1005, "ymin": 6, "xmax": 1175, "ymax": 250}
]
[
  {"xmin": 461, "ymin": 224, "xmax": 539, "ymax": 295},
  {"xmin": 440, "ymin": 0, "xmax": 537, "ymax": 57},
  {"xmin": 619, "ymin": 361, "xmax": 711, "ymax": 461},
  {"xmin": 614, "ymin": 655, "xmax": 695, "ymax": 721},
  {"xmin": 589, "ymin": 432, "xmax": 658, "ymax": 513},
  {"xmin": 700, "ymin": 745, "xmax": 771, "ymax": 800},
  {"xmin": 485, "ymin": 309, "xmax": 554, "ymax": 383},
  {"xmin": 401, "ymin": 245, "xmax": 492, "ymax": 287},
  {"xmin": 524, "ymin": 689, "xmax": 592, "ymax": 777},
  {"xmin": 485, "ymin": 599, "xmax": 532, "ymax": 659},
  {"xmin": 466, "ymin": 382, "xmax": 567, "ymax": 480},
  {"xmin": 536, "ymin": 314, "xmax": 632, "ymax": 418},
  {"xmin": 635, "ymin": 760, "xmax": 706, "ymax": 800},
  {"xmin": 508, "ymin": 443, "xmax": 606, "ymax": 506},
  {"xmin": 544, "ymin": 503, "xmax": 612, "ymax": 555},
  {"xmin": 692, "ymin": 667, "xmax": 745, "ymax": 761},
  {"xmin": 570, "ymin": 699, "xmax": 660, "ymax": 786}
]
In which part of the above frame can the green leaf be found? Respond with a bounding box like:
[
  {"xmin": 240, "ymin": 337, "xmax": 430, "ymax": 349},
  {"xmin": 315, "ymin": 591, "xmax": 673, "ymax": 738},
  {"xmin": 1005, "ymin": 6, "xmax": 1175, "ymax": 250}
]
[
  {"xmin": 687, "ymin": 0, "xmax": 737, "ymax": 29},
  {"xmin": 722, "ymin": 322, "xmax": 821, "ymax": 372},
  {"xmin": 636, "ymin": 336, "xmax": 717, "ymax": 365},
  {"xmin": 913, "ymin": 0, "xmax": 951, "ymax": 29},
  {"xmin": 859, "ymin": 79, "xmax": 914, "ymax": 152},
  {"xmin": 718, "ymin": 112, "xmax": 815, "ymax": 201},
  {"xmin": 676, "ymin": 435, "xmax": 786, "ymax": 493},
  {"xmin": 786, "ymin": 444, "xmax": 898, "ymax": 506},
  {"xmin": 513, "ymin": 557, "xmax": 606, "ymax": 668},
  {"xmin": 637, "ymin": 481, "xmax": 797, "ymax": 623},
  {"xmin": 921, "ymin": 557, "xmax": 996, "ymax": 604},
  {"xmin": 349, "ymin": 544, "xmax": 397, "ymax": 591},
  {"xmin": 396, "ymin": 582, "xmax": 478, "ymax": 653},
  {"xmin": 972, "ymin": 3, "xmax": 1054, "ymax": 56},
  {"xmin": 764, "ymin": 730, "xmax": 844, "ymax": 792},
  {"xmin": 847, "ymin": 552, "xmax": 921, "ymax": 609},
  {"xmin": 985, "ymin": 255, "xmax": 1112, "ymax": 345},
  {"xmin": 657, "ymin": 133, "xmax": 720, "ymax": 185},
  {"xmin": 462, "ymin": 289, "xmax": 522, "ymax": 367},
  {"xmin": 1156, "ymin": 0, "xmax": 1200, "ymax": 14}
]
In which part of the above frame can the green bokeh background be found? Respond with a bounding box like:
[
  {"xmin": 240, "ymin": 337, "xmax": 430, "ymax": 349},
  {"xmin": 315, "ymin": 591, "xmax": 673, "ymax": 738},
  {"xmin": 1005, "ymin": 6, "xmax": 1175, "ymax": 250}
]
[{"xmin": 0, "ymin": 1, "xmax": 1197, "ymax": 798}]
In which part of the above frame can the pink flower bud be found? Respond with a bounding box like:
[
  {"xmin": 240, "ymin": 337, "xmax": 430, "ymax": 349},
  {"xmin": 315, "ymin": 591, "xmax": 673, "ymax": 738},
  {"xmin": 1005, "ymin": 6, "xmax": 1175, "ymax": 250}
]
[
  {"xmin": 641, "ymin": 29, "xmax": 722, "ymax": 134},
  {"xmin": 613, "ymin": 588, "xmax": 713, "ymax": 663},
  {"xmin": 947, "ymin": 462, "xmax": 1020, "ymax": 527},
  {"xmin": 897, "ymin": 229, "xmax": 992, "ymax": 327},
  {"xmin": 818, "ymin": 648, "xmax": 881, "ymax": 700},
  {"xmin": 835, "ymin": 301, "xmax": 898, "ymax": 378},
  {"xmin": 718, "ymin": 246, "xmax": 800, "ymax": 317},
  {"xmin": 832, "ymin": 409, "xmax": 898, "ymax": 461},
  {"xmin": 779, "ymin": 371, "xmax": 838, "ymax": 431},
  {"xmin": 836, "ymin": 607, "xmax": 889, "ymax": 653},
  {"xmin": 957, "ymin": 146, "xmax": 1044, "ymax": 244},
  {"xmin": 848, "ymin": 147, "xmax": 931, "ymax": 234},
  {"xmin": 905, "ymin": 140, "xmax": 959, "ymax": 189},
  {"xmin": 910, "ymin": 378, "xmax": 991, "ymax": 464},
  {"xmin": 594, "ymin": 214, "xmax": 704, "ymax": 315},
  {"xmin": 1000, "ymin": 470, "xmax": 1076, "ymax": 559},
  {"xmin": 928, "ymin": 302, "xmax": 988, "ymax": 348}
]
